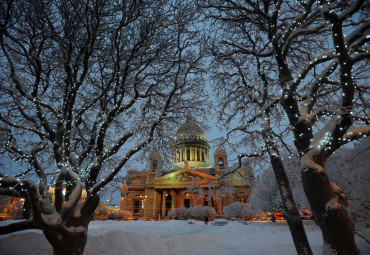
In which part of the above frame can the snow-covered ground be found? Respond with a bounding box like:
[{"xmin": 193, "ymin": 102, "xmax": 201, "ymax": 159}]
[{"xmin": 0, "ymin": 220, "xmax": 369, "ymax": 255}]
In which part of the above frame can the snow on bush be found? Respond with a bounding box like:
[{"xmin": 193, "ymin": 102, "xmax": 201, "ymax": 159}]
[
  {"xmin": 94, "ymin": 208, "xmax": 132, "ymax": 220},
  {"xmin": 107, "ymin": 210, "xmax": 133, "ymax": 220},
  {"xmin": 223, "ymin": 202, "xmax": 253, "ymax": 219},
  {"xmin": 167, "ymin": 206, "xmax": 216, "ymax": 221},
  {"xmin": 167, "ymin": 208, "xmax": 188, "ymax": 219}
]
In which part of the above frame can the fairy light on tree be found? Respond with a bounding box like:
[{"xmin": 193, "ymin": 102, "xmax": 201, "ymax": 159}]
[{"xmin": 200, "ymin": 0, "xmax": 368, "ymax": 254}]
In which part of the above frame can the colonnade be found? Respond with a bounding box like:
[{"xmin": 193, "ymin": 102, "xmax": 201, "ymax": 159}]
[
  {"xmin": 173, "ymin": 146, "xmax": 209, "ymax": 163},
  {"xmin": 152, "ymin": 189, "xmax": 222, "ymax": 218}
]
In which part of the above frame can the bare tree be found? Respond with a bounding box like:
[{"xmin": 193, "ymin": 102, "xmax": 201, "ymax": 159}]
[
  {"xmin": 0, "ymin": 0, "xmax": 206, "ymax": 254},
  {"xmin": 199, "ymin": 0, "xmax": 369, "ymax": 254}
]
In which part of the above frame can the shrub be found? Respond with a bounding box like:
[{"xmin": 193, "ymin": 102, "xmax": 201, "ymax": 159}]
[
  {"xmin": 167, "ymin": 206, "xmax": 216, "ymax": 221},
  {"xmin": 112, "ymin": 210, "xmax": 132, "ymax": 220},
  {"xmin": 188, "ymin": 206, "xmax": 216, "ymax": 220},
  {"xmin": 103, "ymin": 209, "xmax": 133, "ymax": 220},
  {"xmin": 94, "ymin": 207, "xmax": 109, "ymax": 220},
  {"xmin": 107, "ymin": 210, "xmax": 117, "ymax": 220},
  {"xmin": 223, "ymin": 202, "xmax": 253, "ymax": 219},
  {"xmin": 118, "ymin": 209, "xmax": 133, "ymax": 219},
  {"xmin": 167, "ymin": 207, "xmax": 188, "ymax": 219}
]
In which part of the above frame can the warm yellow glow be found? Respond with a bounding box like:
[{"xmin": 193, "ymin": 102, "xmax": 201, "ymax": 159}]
[
  {"xmin": 172, "ymin": 160, "xmax": 212, "ymax": 169},
  {"xmin": 48, "ymin": 187, "xmax": 87, "ymax": 202}
]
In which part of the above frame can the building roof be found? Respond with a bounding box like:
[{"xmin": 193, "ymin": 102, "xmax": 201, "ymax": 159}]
[
  {"xmin": 176, "ymin": 117, "xmax": 203, "ymax": 135},
  {"xmin": 173, "ymin": 117, "xmax": 209, "ymax": 148}
]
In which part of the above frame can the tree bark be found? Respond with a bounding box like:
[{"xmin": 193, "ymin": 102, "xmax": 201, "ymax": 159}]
[
  {"xmin": 301, "ymin": 150, "xmax": 360, "ymax": 254},
  {"xmin": 44, "ymin": 227, "xmax": 88, "ymax": 255},
  {"xmin": 261, "ymin": 113, "xmax": 313, "ymax": 254},
  {"xmin": 270, "ymin": 155, "xmax": 313, "ymax": 255}
]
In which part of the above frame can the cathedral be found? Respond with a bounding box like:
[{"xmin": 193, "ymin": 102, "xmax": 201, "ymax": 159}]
[{"xmin": 120, "ymin": 118, "xmax": 252, "ymax": 219}]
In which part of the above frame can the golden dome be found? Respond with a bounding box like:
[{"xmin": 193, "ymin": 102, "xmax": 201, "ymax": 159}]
[
  {"xmin": 171, "ymin": 117, "xmax": 211, "ymax": 169},
  {"xmin": 176, "ymin": 118, "xmax": 203, "ymax": 135}
]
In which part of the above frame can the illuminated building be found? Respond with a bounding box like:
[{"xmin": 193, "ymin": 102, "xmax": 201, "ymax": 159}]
[
  {"xmin": 0, "ymin": 196, "xmax": 24, "ymax": 220},
  {"xmin": 120, "ymin": 118, "xmax": 252, "ymax": 218}
]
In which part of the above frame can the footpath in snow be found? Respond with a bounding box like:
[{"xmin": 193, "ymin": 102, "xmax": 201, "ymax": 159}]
[{"xmin": 0, "ymin": 220, "xmax": 369, "ymax": 255}]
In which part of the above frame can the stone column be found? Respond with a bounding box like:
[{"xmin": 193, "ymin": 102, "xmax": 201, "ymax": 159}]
[
  {"xmin": 171, "ymin": 190, "xmax": 175, "ymax": 210},
  {"xmin": 218, "ymin": 198, "xmax": 222, "ymax": 215},
  {"xmin": 153, "ymin": 189, "xmax": 157, "ymax": 217},
  {"xmin": 190, "ymin": 196, "xmax": 193, "ymax": 207},
  {"xmin": 162, "ymin": 190, "xmax": 166, "ymax": 217},
  {"xmin": 123, "ymin": 194, "xmax": 128, "ymax": 210},
  {"xmin": 180, "ymin": 191, "xmax": 184, "ymax": 208}
]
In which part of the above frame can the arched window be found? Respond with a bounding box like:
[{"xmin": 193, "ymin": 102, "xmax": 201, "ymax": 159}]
[
  {"xmin": 219, "ymin": 157, "xmax": 224, "ymax": 168},
  {"xmin": 201, "ymin": 151, "xmax": 205, "ymax": 162},
  {"xmin": 187, "ymin": 149, "xmax": 190, "ymax": 161},
  {"xmin": 152, "ymin": 160, "xmax": 158, "ymax": 169}
]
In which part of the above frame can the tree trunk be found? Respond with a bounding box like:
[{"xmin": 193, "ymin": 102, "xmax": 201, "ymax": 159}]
[
  {"xmin": 44, "ymin": 227, "xmax": 88, "ymax": 255},
  {"xmin": 270, "ymin": 155, "xmax": 313, "ymax": 255},
  {"xmin": 301, "ymin": 150, "xmax": 360, "ymax": 254}
]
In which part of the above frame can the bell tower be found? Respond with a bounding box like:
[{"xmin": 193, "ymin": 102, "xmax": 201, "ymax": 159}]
[
  {"xmin": 214, "ymin": 147, "xmax": 228, "ymax": 176},
  {"xmin": 146, "ymin": 150, "xmax": 162, "ymax": 183}
]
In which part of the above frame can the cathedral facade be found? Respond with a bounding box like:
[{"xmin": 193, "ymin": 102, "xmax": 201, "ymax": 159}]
[{"xmin": 120, "ymin": 118, "xmax": 251, "ymax": 219}]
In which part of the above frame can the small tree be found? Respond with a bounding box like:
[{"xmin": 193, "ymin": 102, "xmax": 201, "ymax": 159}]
[{"xmin": 0, "ymin": 0, "xmax": 205, "ymax": 254}]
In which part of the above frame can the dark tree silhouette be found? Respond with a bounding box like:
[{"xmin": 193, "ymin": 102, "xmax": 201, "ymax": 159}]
[{"xmin": 0, "ymin": 0, "xmax": 206, "ymax": 254}]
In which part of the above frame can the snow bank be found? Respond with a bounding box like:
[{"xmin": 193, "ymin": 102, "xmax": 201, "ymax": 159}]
[{"xmin": 0, "ymin": 220, "xmax": 369, "ymax": 255}]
